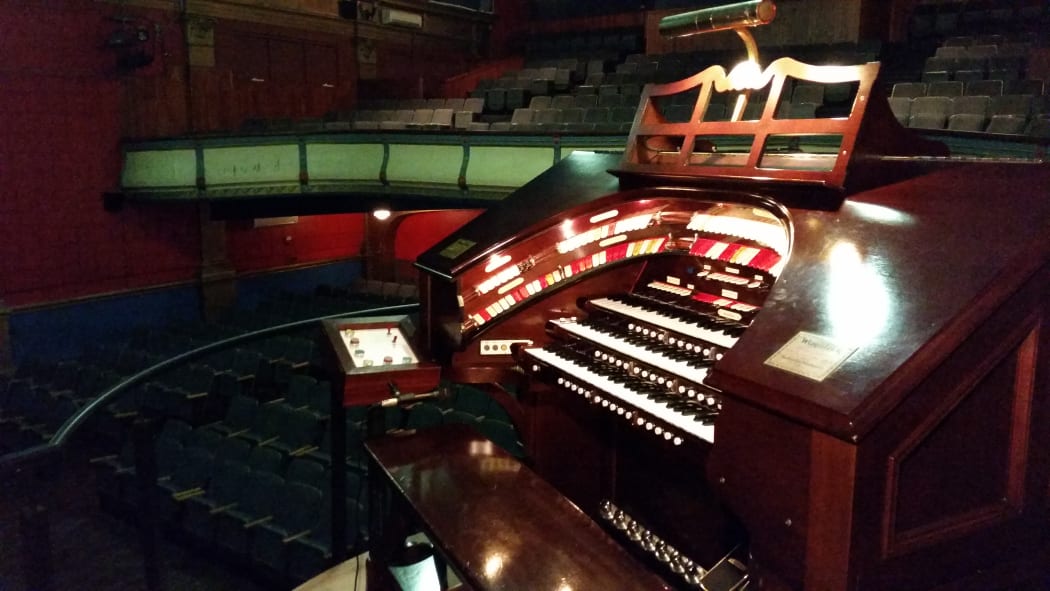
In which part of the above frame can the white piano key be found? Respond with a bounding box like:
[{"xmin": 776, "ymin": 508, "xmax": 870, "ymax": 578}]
[
  {"xmin": 552, "ymin": 319, "xmax": 710, "ymax": 384},
  {"xmin": 589, "ymin": 297, "xmax": 739, "ymax": 349},
  {"xmin": 524, "ymin": 347, "xmax": 715, "ymax": 444}
]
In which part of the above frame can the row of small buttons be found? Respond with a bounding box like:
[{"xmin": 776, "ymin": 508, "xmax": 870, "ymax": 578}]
[{"xmin": 599, "ymin": 500, "xmax": 707, "ymax": 587}]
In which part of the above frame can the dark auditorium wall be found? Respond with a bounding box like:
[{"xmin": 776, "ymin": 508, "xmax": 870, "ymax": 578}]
[
  {"xmin": 0, "ymin": 0, "xmax": 202, "ymax": 309},
  {"xmin": 0, "ymin": 1, "xmax": 371, "ymax": 363},
  {"xmin": 0, "ymin": 1, "xmax": 494, "ymax": 364},
  {"xmin": 0, "ymin": 0, "xmax": 373, "ymax": 310}
]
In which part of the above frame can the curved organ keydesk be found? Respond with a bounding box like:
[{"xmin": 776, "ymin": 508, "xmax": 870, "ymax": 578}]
[
  {"xmin": 420, "ymin": 187, "xmax": 792, "ymax": 585},
  {"xmin": 511, "ymin": 197, "xmax": 789, "ymax": 451},
  {"xmin": 410, "ymin": 55, "xmax": 1050, "ymax": 591}
]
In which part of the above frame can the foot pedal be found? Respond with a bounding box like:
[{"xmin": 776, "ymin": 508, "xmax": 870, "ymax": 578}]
[{"xmin": 700, "ymin": 544, "xmax": 749, "ymax": 591}]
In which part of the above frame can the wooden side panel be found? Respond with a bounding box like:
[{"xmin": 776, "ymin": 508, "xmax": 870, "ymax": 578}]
[
  {"xmin": 885, "ymin": 322, "xmax": 1037, "ymax": 556},
  {"xmin": 805, "ymin": 432, "xmax": 858, "ymax": 591},
  {"xmin": 850, "ymin": 264, "xmax": 1050, "ymax": 591},
  {"xmin": 707, "ymin": 400, "xmax": 813, "ymax": 588}
]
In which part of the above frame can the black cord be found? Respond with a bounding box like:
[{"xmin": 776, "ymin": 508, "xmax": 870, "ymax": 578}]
[{"xmin": 353, "ymin": 551, "xmax": 361, "ymax": 590}]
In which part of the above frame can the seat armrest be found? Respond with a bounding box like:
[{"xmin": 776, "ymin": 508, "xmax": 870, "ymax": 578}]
[
  {"xmin": 173, "ymin": 488, "xmax": 206, "ymax": 501},
  {"xmin": 209, "ymin": 502, "xmax": 238, "ymax": 515},
  {"xmin": 243, "ymin": 515, "xmax": 273, "ymax": 528},
  {"xmin": 283, "ymin": 529, "xmax": 313, "ymax": 544}
]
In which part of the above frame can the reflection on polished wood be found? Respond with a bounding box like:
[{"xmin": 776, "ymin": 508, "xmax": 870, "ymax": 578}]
[{"xmin": 366, "ymin": 424, "xmax": 673, "ymax": 591}]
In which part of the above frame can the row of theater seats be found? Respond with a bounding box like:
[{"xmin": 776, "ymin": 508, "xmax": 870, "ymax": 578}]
[
  {"xmin": 0, "ymin": 280, "xmax": 416, "ymax": 456},
  {"xmin": 498, "ymin": 84, "xmax": 858, "ymax": 133},
  {"xmin": 909, "ymin": 2, "xmax": 1047, "ymax": 40},
  {"xmin": 923, "ymin": 41, "xmax": 1033, "ymax": 83},
  {"xmin": 347, "ymin": 98, "xmax": 485, "ymax": 131},
  {"xmin": 893, "ymin": 79, "xmax": 1044, "ymax": 98},
  {"xmin": 92, "ymin": 413, "xmax": 367, "ymax": 585},
  {"xmin": 39, "ymin": 275, "xmax": 523, "ymax": 586},
  {"xmin": 889, "ymin": 94, "xmax": 1050, "ymax": 136},
  {"xmin": 497, "ymin": 105, "xmax": 636, "ymax": 133},
  {"xmin": 523, "ymin": 28, "xmax": 642, "ymax": 62},
  {"xmin": 92, "ymin": 378, "xmax": 522, "ymax": 584},
  {"xmin": 886, "ymin": 23, "xmax": 1048, "ymax": 138}
]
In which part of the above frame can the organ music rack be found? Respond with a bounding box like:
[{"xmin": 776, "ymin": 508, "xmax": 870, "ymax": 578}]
[{"xmin": 371, "ymin": 50, "xmax": 1050, "ymax": 591}]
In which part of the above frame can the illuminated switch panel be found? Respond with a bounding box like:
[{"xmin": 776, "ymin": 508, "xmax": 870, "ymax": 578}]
[
  {"xmin": 339, "ymin": 326, "xmax": 419, "ymax": 368},
  {"xmin": 479, "ymin": 339, "xmax": 534, "ymax": 356},
  {"xmin": 322, "ymin": 315, "xmax": 440, "ymax": 406},
  {"xmin": 454, "ymin": 198, "xmax": 790, "ymax": 339}
]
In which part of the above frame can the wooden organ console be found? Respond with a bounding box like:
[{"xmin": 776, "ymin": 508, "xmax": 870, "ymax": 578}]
[{"xmin": 395, "ymin": 44, "xmax": 1050, "ymax": 591}]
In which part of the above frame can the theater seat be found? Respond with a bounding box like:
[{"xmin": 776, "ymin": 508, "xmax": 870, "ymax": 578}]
[
  {"xmin": 888, "ymin": 97, "xmax": 912, "ymax": 125},
  {"xmin": 206, "ymin": 394, "xmax": 259, "ymax": 438},
  {"xmin": 213, "ymin": 470, "xmax": 285, "ymax": 556},
  {"xmin": 1027, "ymin": 117, "xmax": 1050, "ymax": 138},
  {"xmin": 156, "ymin": 445, "xmax": 214, "ymax": 522},
  {"xmin": 181, "ymin": 458, "xmax": 251, "ymax": 542},
  {"xmin": 286, "ymin": 494, "xmax": 361, "ymax": 582},
  {"xmin": 908, "ymin": 96, "xmax": 951, "ymax": 129},
  {"xmin": 267, "ymin": 407, "xmax": 322, "ymax": 459},
  {"xmin": 285, "ymin": 457, "xmax": 327, "ymax": 491},
  {"xmin": 947, "ymin": 113, "xmax": 986, "ymax": 131},
  {"xmin": 984, "ymin": 114, "xmax": 1027, "ymax": 135},
  {"xmin": 250, "ymin": 482, "xmax": 324, "ymax": 573}
]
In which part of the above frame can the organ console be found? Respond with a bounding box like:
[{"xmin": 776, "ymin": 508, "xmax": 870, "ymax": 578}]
[{"xmin": 387, "ymin": 19, "xmax": 1050, "ymax": 591}]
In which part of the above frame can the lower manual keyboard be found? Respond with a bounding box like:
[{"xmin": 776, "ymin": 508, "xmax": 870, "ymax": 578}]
[
  {"xmin": 589, "ymin": 296, "xmax": 740, "ymax": 349},
  {"xmin": 550, "ymin": 317, "xmax": 712, "ymax": 385},
  {"xmin": 522, "ymin": 346, "xmax": 717, "ymax": 445}
]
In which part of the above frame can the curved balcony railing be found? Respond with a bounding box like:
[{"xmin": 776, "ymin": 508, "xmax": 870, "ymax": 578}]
[{"xmin": 0, "ymin": 301, "xmax": 419, "ymax": 591}]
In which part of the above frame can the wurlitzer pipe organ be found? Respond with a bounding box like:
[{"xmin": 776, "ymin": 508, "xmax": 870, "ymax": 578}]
[{"xmin": 412, "ymin": 2, "xmax": 1050, "ymax": 590}]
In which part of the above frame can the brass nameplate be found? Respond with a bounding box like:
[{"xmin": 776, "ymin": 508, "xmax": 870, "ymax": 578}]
[{"xmin": 764, "ymin": 331, "xmax": 857, "ymax": 382}]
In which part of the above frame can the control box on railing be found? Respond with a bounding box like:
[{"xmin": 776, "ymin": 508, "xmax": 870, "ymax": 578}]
[{"xmin": 322, "ymin": 314, "xmax": 440, "ymax": 406}]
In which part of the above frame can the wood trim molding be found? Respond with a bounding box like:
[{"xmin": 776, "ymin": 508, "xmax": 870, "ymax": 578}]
[
  {"xmin": 881, "ymin": 314, "xmax": 1040, "ymax": 558},
  {"xmin": 198, "ymin": 202, "xmax": 237, "ymax": 321}
]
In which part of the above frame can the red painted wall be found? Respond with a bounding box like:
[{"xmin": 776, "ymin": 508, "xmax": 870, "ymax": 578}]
[
  {"xmin": 0, "ymin": 0, "xmax": 200, "ymax": 308},
  {"xmin": 489, "ymin": 0, "xmax": 531, "ymax": 58},
  {"xmin": 0, "ymin": 2, "xmax": 372, "ymax": 308},
  {"xmin": 227, "ymin": 213, "xmax": 367, "ymax": 274},
  {"xmin": 394, "ymin": 210, "xmax": 483, "ymax": 261}
]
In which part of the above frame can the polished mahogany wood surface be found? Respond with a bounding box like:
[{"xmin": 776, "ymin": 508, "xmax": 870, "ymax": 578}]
[
  {"xmin": 416, "ymin": 152, "xmax": 622, "ymax": 279},
  {"xmin": 419, "ymin": 150, "xmax": 1050, "ymax": 440},
  {"xmin": 413, "ymin": 143, "xmax": 1050, "ymax": 590},
  {"xmin": 366, "ymin": 424, "xmax": 674, "ymax": 591},
  {"xmin": 711, "ymin": 161, "xmax": 1050, "ymax": 438}
]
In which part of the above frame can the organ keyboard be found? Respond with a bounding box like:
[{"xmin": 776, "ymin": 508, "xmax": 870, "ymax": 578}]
[{"xmin": 406, "ymin": 51, "xmax": 1050, "ymax": 591}]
